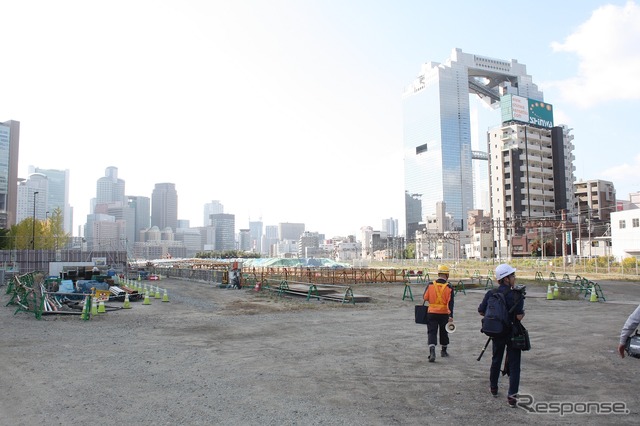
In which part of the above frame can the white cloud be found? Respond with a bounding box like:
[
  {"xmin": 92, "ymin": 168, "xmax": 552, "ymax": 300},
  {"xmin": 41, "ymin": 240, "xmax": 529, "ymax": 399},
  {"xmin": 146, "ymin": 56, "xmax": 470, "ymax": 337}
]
[
  {"xmin": 598, "ymin": 154, "xmax": 640, "ymax": 196},
  {"xmin": 547, "ymin": 1, "xmax": 640, "ymax": 108}
]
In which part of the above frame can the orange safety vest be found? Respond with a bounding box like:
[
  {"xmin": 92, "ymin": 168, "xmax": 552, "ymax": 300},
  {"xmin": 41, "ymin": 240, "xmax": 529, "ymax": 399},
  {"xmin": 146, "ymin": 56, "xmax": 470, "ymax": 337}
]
[{"xmin": 423, "ymin": 281, "xmax": 452, "ymax": 315}]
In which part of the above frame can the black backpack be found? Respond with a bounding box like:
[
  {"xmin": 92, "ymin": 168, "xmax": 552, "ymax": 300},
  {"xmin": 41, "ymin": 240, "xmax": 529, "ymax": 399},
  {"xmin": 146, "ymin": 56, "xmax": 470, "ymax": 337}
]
[{"xmin": 481, "ymin": 289, "xmax": 516, "ymax": 337}]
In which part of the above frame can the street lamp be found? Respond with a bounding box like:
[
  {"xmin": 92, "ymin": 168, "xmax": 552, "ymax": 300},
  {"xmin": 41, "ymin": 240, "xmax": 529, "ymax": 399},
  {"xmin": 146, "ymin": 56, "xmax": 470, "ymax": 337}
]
[{"xmin": 32, "ymin": 191, "xmax": 39, "ymax": 249}]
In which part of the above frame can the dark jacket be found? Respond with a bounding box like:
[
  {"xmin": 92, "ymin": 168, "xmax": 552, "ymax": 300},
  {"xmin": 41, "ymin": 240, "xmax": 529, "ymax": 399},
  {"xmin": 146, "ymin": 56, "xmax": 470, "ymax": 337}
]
[{"xmin": 478, "ymin": 283, "xmax": 525, "ymax": 321}]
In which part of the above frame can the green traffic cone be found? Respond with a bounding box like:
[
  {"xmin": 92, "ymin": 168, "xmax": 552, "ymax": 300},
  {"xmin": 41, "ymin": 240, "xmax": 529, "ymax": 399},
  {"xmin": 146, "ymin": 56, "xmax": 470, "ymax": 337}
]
[
  {"xmin": 142, "ymin": 290, "xmax": 151, "ymax": 305},
  {"xmin": 123, "ymin": 293, "xmax": 131, "ymax": 309}
]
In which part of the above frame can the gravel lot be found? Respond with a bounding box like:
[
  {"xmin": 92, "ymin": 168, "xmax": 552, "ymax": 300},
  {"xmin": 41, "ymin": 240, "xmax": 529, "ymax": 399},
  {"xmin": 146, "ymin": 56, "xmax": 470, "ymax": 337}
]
[{"xmin": 1, "ymin": 277, "xmax": 640, "ymax": 425}]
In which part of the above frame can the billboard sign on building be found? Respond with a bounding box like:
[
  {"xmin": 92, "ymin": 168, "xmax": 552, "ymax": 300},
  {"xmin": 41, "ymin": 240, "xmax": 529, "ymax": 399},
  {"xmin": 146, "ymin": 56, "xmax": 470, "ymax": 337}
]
[{"xmin": 501, "ymin": 94, "xmax": 554, "ymax": 129}]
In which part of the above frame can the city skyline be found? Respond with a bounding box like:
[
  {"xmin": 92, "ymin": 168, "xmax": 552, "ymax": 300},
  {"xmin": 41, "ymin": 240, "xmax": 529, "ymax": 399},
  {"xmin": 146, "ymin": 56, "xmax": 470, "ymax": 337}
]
[{"xmin": 2, "ymin": 1, "xmax": 639, "ymax": 238}]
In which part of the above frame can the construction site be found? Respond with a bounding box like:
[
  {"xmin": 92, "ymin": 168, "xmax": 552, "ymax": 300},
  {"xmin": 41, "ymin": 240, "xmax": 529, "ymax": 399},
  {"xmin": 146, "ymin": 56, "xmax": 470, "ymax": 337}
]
[{"xmin": 2, "ymin": 256, "xmax": 640, "ymax": 424}]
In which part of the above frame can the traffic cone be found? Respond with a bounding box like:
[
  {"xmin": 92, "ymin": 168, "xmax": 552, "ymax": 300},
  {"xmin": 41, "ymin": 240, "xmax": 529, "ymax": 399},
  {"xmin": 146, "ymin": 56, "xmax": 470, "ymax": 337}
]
[
  {"xmin": 91, "ymin": 297, "xmax": 98, "ymax": 315},
  {"xmin": 97, "ymin": 300, "xmax": 106, "ymax": 314},
  {"xmin": 589, "ymin": 285, "xmax": 598, "ymax": 302},
  {"xmin": 154, "ymin": 286, "xmax": 161, "ymax": 299},
  {"xmin": 546, "ymin": 284, "xmax": 554, "ymax": 300},
  {"xmin": 81, "ymin": 297, "xmax": 90, "ymax": 320},
  {"xmin": 123, "ymin": 292, "xmax": 131, "ymax": 309},
  {"xmin": 553, "ymin": 283, "xmax": 559, "ymax": 298},
  {"xmin": 142, "ymin": 290, "xmax": 151, "ymax": 305},
  {"xmin": 162, "ymin": 289, "xmax": 169, "ymax": 302}
]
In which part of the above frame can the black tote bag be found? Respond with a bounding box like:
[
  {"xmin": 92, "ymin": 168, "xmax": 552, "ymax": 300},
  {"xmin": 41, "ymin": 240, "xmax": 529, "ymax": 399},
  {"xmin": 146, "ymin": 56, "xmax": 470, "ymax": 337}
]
[{"xmin": 415, "ymin": 303, "xmax": 428, "ymax": 324}]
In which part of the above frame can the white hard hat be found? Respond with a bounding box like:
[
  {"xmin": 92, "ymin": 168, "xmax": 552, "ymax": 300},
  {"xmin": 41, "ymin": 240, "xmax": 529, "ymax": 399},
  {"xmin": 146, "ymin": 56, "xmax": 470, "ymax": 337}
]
[{"xmin": 495, "ymin": 264, "xmax": 516, "ymax": 281}]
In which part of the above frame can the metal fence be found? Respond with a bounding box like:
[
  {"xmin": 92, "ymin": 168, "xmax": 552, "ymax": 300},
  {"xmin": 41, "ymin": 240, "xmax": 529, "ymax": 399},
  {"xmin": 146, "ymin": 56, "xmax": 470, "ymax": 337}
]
[{"xmin": 0, "ymin": 250, "xmax": 128, "ymax": 279}]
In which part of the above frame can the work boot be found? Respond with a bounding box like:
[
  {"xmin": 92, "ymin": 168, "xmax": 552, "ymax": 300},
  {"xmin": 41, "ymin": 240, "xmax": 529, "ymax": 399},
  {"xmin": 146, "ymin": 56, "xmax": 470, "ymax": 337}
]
[
  {"xmin": 441, "ymin": 346, "xmax": 449, "ymax": 357},
  {"xmin": 428, "ymin": 346, "xmax": 436, "ymax": 362}
]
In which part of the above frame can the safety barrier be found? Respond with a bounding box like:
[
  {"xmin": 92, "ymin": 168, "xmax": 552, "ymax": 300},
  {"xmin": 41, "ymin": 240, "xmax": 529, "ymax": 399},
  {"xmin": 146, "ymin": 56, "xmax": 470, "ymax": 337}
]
[
  {"xmin": 538, "ymin": 271, "xmax": 606, "ymax": 302},
  {"xmin": 6, "ymin": 272, "xmax": 44, "ymax": 319},
  {"xmin": 263, "ymin": 279, "xmax": 356, "ymax": 304}
]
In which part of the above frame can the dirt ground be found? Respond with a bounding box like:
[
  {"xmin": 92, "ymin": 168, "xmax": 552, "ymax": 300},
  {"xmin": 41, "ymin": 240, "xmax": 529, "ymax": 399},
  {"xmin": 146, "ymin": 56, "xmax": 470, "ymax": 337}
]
[{"xmin": 1, "ymin": 276, "xmax": 640, "ymax": 425}]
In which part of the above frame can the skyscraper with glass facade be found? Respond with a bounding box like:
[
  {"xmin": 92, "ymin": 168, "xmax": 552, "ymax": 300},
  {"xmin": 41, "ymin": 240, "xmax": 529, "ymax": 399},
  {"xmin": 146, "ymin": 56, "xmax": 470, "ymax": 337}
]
[
  {"xmin": 402, "ymin": 48, "xmax": 543, "ymax": 241},
  {"xmin": 151, "ymin": 183, "xmax": 178, "ymax": 232},
  {"xmin": 29, "ymin": 166, "xmax": 72, "ymax": 234},
  {"xmin": 96, "ymin": 166, "xmax": 126, "ymax": 206},
  {"xmin": 0, "ymin": 120, "xmax": 20, "ymax": 228}
]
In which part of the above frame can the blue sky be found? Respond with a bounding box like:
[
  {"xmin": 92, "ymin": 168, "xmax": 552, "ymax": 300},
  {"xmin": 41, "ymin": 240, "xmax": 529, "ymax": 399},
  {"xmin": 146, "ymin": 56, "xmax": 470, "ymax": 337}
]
[{"xmin": 1, "ymin": 0, "xmax": 639, "ymax": 237}]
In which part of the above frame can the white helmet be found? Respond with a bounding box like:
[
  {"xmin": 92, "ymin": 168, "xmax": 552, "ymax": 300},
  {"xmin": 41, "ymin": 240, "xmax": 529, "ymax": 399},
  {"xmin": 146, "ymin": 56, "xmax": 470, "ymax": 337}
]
[{"xmin": 495, "ymin": 264, "xmax": 516, "ymax": 281}]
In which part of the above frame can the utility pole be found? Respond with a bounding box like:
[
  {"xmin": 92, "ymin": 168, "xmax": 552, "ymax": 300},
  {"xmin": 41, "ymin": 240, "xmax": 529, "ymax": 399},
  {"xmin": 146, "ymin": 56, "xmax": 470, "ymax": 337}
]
[
  {"xmin": 497, "ymin": 218, "xmax": 502, "ymax": 262},
  {"xmin": 31, "ymin": 191, "xmax": 39, "ymax": 250},
  {"xmin": 588, "ymin": 207, "xmax": 592, "ymax": 259},
  {"xmin": 578, "ymin": 208, "xmax": 582, "ymax": 261},
  {"xmin": 561, "ymin": 210, "xmax": 567, "ymax": 266}
]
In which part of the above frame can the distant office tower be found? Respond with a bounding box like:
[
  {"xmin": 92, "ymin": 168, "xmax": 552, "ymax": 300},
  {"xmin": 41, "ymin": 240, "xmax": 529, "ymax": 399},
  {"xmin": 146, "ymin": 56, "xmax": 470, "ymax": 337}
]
[
  {"xmin": 211, "ymin": 213, "xmax": 235, "ymax": 251},
  {"xmin": 95, "ymin": 202, "xmax": 136, "ymax": 249},
  {"xmin": 249, "ymin": 220, "xmax": 263, "ymax": 253},
  {"xmin": 91, "ymin": 216, "xmax": 127, "ymax": 251},
  {"xmin": 403, "ymin": 48, "xmax": 543, "ymax": 240},
  {"xmin": 96, "ymin": 166, "xmax": 126, "ymax": 206},
  {"xmin": 29, "ymin": 166, "xmax": 72, "ymax": 234},
  {"xmin": 262, "ymin": 225, "xmax": 278, "ymax": 256},
  {"xmin": 127, "ymin": 196, "xmax": 151, "ymax": 242},
  {"xmin": 299, "ymin": 231, "xmax": 320, "ymax": 257},
  {"xmin": 381, "ymin": 218, "xmax": 399, "ymax": 237},
  {"xmin": 16, "ymin": 174, "xmax": 48, "ymax": 223},
  {"xmin": 0, "ymin": 120, "xmax": 20, "ymax": 228},
  {"xmin": 151, "ymin": 183, "xmax": 178, "ymax": 231},
  {"xmin": 279, "ymin": 222, "xmax": 305, "ymax": 241},
  {"xmin": 238, "ymin": 228, "xmax": 251, "ymax": 251},
  {"xmin": 203, "ymin": 200, "xmax": 224, "ymax": 226}
]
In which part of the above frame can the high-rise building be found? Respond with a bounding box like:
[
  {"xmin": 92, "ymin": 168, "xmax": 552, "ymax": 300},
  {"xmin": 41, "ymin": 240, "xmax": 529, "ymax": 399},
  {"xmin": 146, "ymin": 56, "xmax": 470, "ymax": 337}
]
[
  {"xmin": 0, "ymin": 120, "xmax": 20, "ymax": 228},
  {"xmin": 16, "ymin": 174, "xmax": 49, "ymax": 224},
  {"xmin": 488, "ymin": 105, "xmax": 576, "ymax": 257},
  {"xmin": 151, "ymin": 183, "xmax": 178, "ymax": 231},
  {"xmin": 381, "ymin": 218, "xmax": 399, "ymax": 237},
  {"xmin": 402, "ymin": 48, "xmax": 543, "ymax": 240},
  {"xmin": 203, "ymin": 200, "xmax": 224, "ymax": 226},
  {"xmin": 238, "ymin": 228, "xmax": 251, "ymax": 251},
  {"xmin": 127, "ymin": 195, "xmax": 151, "ymax": 242},
  {"xmin": 249, "ymin": 220, "xmax": 263, "ymax": 253},
  {"xmin": 575, "ymin": 180, "xmax": 616, "ymax": 223},
  {"xmin": 211, "ymin": 213, "xmax": 235, "ymax": 251},
  {"xmin": 262, "ymin": 225, "xmax": 278, "ymax": 256},
  {"xmin": 278, "ymin": 222, "xmax": 305, "ymax": 241},
  {"xmin": 298, "ymin": 231, "xmax": 320, "ymax": 257},
  {"xmin": 96, "ymin": 167, "xmax": 126, "ymax": 206},
  {"xmin": 95, "ymin": 202, "xmax": 136, "ymax": 250},
  {"xmin": 28, "ymin": 166, "xmax": 72, "ymax": 234}
]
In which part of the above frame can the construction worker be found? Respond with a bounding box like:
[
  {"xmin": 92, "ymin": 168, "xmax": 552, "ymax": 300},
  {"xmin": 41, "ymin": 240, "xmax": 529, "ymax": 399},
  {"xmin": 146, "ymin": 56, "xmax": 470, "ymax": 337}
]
[{"xmin": 423, "ymin": 265, "xmax": 455, "ymax": 362}]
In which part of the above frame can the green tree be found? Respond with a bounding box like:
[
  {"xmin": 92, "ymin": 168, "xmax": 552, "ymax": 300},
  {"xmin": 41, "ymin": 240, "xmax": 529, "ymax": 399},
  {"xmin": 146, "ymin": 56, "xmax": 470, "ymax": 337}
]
[
  {"xmin": 8, "ymin": 207, "xmax": 70, "ymax": 249},
  {"xmin": 405, "ymin": 243, "xmax": 415, "ymax": 260},
  {"xmin": 46, "ymin": 208, "xmax": 70, "ymax": 250},
  {"xmin": 0, "ymin": 228, "xmax": 11, "ymax": 249}
]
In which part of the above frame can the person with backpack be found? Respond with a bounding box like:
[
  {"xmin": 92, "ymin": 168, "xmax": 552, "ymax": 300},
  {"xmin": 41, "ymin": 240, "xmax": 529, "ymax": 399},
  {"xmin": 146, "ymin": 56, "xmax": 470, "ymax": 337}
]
[
  {"xmin": 422, "ymin": 265, "xmax": 455, "ymax": 362},
  {"xmin": 478, "ymin": 263, "xmax": 525, "ymax": 408},
  {"xmin": 617, "ymin": 304, "xmax": 640, "ymax": 358}
]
